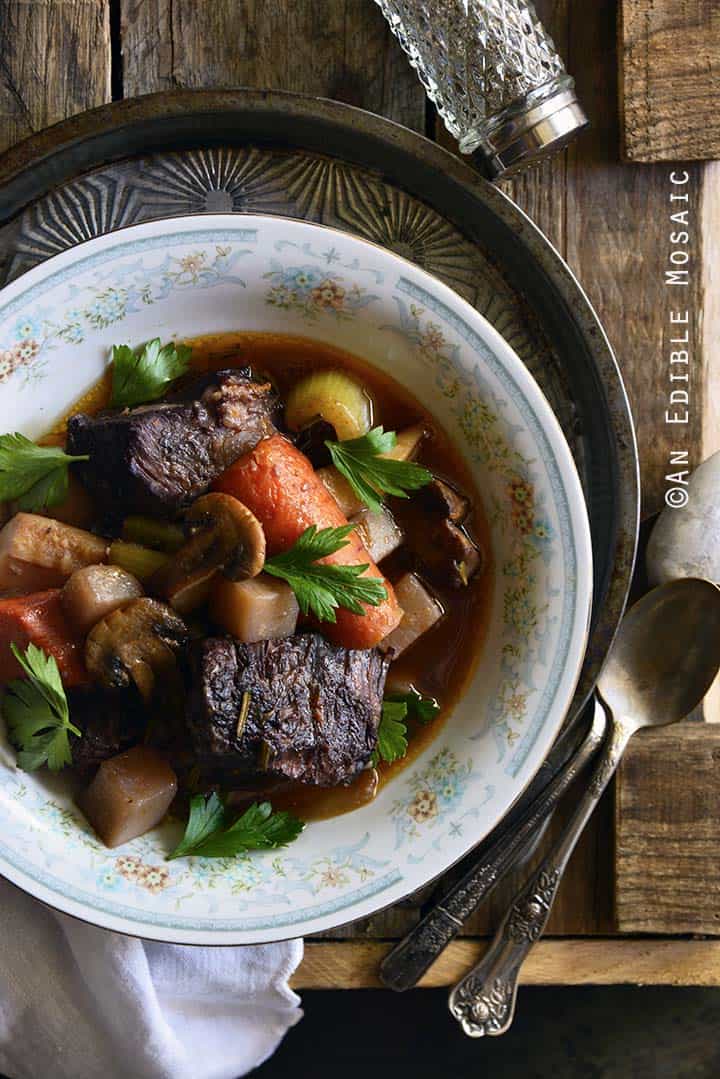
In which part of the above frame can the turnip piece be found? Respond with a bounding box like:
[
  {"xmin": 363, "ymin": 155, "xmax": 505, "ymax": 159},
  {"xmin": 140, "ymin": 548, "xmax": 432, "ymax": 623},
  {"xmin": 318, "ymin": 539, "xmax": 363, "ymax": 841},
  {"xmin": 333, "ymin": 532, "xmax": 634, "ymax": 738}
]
[
  {"xmin": 381, "ymin": 573, "xmax": 443, "ymax": 656},
  {"xmin": 316, "ymin": 465, "xmax": 365, "ymax": 517},
  {"xmin": 210, "ymin": 573, "xmax": 300, "ymax": 642},
  {"xmin": 79, "ymin": 745, "xmax": 177, "ymax": 848},
  {"xmin": 61, "ymin": 564, "xmax": 143, "ymax": 635},
  {"xmin": 0, "ymin": 513, "xmax": 108, "ymax": 591},
  {"xmin": 350, "ymin": 507, "xmax": 403, "ymax": 563},
  {"xmin": 383, "ymin": 423, "xmax": 427, "ymax": 462},
  {"xmin": 27, "ymin": 474, "xmax": 96, "ymax": 530}
]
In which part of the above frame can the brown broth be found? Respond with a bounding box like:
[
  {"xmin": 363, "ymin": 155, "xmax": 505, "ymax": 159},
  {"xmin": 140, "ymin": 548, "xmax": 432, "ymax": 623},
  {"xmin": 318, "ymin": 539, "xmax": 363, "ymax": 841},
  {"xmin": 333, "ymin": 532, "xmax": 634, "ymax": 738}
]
[{"xmin": 56, "ymin": 332, "xmax": 493, "ymax": 820}]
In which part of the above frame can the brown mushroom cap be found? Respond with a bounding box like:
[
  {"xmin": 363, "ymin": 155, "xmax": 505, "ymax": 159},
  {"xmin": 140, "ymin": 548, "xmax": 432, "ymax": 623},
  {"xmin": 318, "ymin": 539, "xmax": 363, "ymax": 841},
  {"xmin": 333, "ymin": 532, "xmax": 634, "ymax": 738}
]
[
  {"xmin": 153, "ymin": 493, "xmax": 266, "ymax": 612},
  {"xmin": 85, "ymin": 597, "xmax": 187, "ymax": 702}
]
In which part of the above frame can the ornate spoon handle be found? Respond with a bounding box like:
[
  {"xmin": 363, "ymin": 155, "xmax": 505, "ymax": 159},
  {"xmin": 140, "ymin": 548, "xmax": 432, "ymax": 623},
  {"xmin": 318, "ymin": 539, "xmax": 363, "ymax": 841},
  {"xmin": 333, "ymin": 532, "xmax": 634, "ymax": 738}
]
[
  {"xmin": 379, "ymin": 698, "xmax": 608, "ymax": 991},
  {"xmin": 448, "ymin": 710, "xmax": 631, "ymax": 1036}
]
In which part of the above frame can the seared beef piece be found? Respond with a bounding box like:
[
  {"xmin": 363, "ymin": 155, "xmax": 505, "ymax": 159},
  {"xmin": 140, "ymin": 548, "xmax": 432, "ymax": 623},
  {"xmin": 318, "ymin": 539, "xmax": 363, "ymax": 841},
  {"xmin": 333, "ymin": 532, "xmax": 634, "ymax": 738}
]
[
  {"xmin": 187, "ymin": 634, "xmax": 389, "ymax": 787},
  {"xmin": 68, "ymin": 688, "xmax": 146, "ymax": 773},
  {"xmin": 407, "ymin": 518, "xmax": 483, "ymax": 589},
  {"xmin": 67, "ymin": 369, "xmax": 279, "ymax": 517}
]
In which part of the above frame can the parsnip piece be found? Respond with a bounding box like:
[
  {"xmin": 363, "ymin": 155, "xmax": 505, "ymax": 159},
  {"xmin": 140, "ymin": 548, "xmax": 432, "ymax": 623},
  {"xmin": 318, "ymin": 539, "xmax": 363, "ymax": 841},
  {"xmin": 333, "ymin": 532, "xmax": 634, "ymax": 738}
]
[
  {"xmin": 79, "ymin": 746, "xmax": 177, "ymax": 848},
  {"xmin": 210, "ymin": 573, "xmax": 300, "ymax": 643},
  {"xmin": 350, "ymin": 507, "xmax": 403, "ymax": 563},
  {"xmin": 0, "ymin": 513, "xmax": 108, "ymax": 591},
  {"xmin": 381, "ymin": 573, "xmax": 443, "ymax": 657},
  {"xmin": 61, "ymin": 564, "xmax": 143, "ymax": 635}
]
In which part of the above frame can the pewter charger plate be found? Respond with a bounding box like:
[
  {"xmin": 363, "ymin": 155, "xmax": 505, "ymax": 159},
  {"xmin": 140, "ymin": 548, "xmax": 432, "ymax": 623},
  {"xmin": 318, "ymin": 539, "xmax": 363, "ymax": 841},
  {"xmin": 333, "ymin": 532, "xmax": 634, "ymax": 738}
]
[{"xmin": 0, "ymin": 92, "xmax": 637, "ymax": 917}]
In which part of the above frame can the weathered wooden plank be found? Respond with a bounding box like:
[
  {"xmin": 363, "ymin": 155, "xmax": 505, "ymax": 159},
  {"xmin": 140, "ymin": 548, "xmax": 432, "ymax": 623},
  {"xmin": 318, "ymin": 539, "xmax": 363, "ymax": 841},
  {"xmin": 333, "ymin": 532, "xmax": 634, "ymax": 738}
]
[
  {"xmin": 566, "ymin": 2, "xmax": 704, "ymax": 518},
  {"xmin": 620, "ymin": 0, "xmax": 720, "ymax": 163},
  {"xmin": 0, "ymin": 0, "xmax": 111, "ymax": 155},
  {"xmin": 292, "ymin": 938, "xmax": 720, "ymax": 988},
  {"xmin": 120, "ymin": 0, "xmax": 425, "ymax": 130},
  {"xmin": 616, "ymin": 724, "xmax": 720, "ymax": 934}
]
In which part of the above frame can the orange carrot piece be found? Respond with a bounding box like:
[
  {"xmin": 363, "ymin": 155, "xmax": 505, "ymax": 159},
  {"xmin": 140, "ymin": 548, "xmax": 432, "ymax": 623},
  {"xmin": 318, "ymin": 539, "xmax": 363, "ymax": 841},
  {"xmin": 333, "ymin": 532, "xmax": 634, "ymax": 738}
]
[
  {"xmin": 0, "ymin": 589, "xmax": 88, "ymax": 686},
  {"xmin": 213, "ymin": 435, "xmax": 402, "ymax": 649}
]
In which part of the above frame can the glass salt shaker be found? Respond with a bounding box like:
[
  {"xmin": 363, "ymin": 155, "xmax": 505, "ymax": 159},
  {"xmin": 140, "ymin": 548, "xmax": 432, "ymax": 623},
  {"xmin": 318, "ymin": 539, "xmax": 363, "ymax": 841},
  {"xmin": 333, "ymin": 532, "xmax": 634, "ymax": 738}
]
[{"xmin": 375, "ymin": 0, "xmax": 588, "ymax": 178}]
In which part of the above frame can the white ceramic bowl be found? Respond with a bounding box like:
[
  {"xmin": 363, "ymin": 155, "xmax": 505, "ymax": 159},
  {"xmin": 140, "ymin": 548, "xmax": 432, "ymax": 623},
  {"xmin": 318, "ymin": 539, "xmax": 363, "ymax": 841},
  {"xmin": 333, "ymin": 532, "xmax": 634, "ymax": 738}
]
[{"xmin": 0, "ymin": 214, "xmax": 591, "ymax": 943}]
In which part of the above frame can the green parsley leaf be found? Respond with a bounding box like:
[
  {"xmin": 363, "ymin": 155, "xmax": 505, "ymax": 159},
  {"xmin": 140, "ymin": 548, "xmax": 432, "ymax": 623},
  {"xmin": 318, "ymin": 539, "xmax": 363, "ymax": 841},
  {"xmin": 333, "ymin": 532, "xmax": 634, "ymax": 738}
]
[
  {"xmin": 0, "ymin": 433, "xmax": 89, "ymax": 511},
  {"xmin": 3, "ymin": 643, "xmax": 81, "ymax": 771},
  {"xmin": 386, "ymin": 690, "xmax": 440, "ymax": 724},
  {"xmin": 326, "ymin": 426, "xmax": 432, "ymax": 513},
  {"xmin": 264, "ymin": 525, "xmax": 388, "ymax": 623},
  {"xmin": 166, "ymin": 791, "xmax": 226, "ymax": 860},
  {"xmin": 110, "ymin": 338, "xmax": 192, "ymax": 409},
  {"xmin": 167, "ymin": 797, "xmax": 304, "ymax": 860},
  {"xmin": 371, "ymin": 699, "xmax": 409, "ymax": 766}
]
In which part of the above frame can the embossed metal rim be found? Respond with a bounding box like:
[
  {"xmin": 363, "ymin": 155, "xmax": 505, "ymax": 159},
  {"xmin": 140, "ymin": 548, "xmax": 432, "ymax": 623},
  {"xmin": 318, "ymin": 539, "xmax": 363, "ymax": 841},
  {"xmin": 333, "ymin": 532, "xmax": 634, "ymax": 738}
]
[{"xmin": 0, "ymin": 89, "xmax": 639, "ymax": 711}]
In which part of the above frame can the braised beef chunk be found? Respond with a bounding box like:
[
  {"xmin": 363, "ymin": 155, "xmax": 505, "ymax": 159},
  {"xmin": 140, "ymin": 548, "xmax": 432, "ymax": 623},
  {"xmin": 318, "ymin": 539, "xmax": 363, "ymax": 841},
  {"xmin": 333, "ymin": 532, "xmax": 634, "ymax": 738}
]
[
  {"xmin": 67, "ymin": 369, "xmax": 279, "ymax": 517},
  {"xmin": 187, "ymin": 634, "xmax": 389, "ymax": 786},
  {"xmin": 68, "ymin": 688, "xmax": 146, "ymax": 773}
]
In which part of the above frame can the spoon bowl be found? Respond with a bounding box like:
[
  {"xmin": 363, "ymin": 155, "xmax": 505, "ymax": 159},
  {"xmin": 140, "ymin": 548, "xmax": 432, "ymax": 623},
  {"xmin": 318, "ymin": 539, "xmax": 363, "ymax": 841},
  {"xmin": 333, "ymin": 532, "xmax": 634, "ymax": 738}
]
[{"xmin": 597, "ymin": 577, "xmax": 720, "ymax": 729}]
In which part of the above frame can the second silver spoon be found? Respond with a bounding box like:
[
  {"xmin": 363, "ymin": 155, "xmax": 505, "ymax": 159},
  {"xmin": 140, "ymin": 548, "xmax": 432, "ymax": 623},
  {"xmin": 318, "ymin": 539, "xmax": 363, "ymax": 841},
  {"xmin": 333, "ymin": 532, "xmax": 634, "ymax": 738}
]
[{"xmin": 448, "ymin": 577, "xmax": 720, "ymax": 1037}]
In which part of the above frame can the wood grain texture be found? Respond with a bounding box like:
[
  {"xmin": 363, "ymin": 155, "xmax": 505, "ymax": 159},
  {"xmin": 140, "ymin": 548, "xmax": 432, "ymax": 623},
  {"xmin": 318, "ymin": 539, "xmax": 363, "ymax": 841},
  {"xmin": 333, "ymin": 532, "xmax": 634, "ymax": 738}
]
[
  {"xmin": 292, "ymin": 939, "xmax": 720, "ymax": 988},
  {"xmin": 567, "ymin": 1, "xmax": 704, "ymax": 518},
  {"xmin": 616, "ymin": 724, "xmax": 720, "ymax": 934},
  {"xmin": 620, "ymin": 0, "xmax": 720, "ymax": 162},
  {"xmin": 0, "ymin": 0, "xmax": 110, "ymax": 155},
  {"xmin": 119, "ymin": 0, "xmax": 426, "ymax": 130}
]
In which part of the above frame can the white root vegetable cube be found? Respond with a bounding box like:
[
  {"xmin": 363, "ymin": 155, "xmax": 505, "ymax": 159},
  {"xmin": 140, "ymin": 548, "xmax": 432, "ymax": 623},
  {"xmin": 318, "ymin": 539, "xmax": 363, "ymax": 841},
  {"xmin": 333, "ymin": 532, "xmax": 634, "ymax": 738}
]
[
  {"xmin": 383, "ymin": 423, "xmax": 427, "ymax": 462},
  {"xmin": 316, "ymin": 466, "xmax": 365, "ymax": 517},
  {"xmin": 210, "ymin": 573, "xmax": 300, "ymax": 642},
  {"xmin": 350, "ymin": 508, "xmax": 403, "ymax": 563},
  {"xmin": 61, "ymin": 564, "xmax": 143, "ymax": 634},
  {"xmin": 79, "ymin": 746, "xmax": 177, "ymax": 849},
  {"xmin": 381, "ymin": 573, "xmax": 443, "ymax": 656},
  {"xmin": 0, "ymin": 512, "xmax": 108, "ymax": 591}
]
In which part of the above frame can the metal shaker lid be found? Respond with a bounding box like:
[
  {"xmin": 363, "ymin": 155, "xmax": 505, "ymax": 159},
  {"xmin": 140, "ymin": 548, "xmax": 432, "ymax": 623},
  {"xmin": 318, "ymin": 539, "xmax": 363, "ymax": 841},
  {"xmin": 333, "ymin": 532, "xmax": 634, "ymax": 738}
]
[{"xmin": 472, "ymin": 79, "xmax": 588, "ymax": 179}]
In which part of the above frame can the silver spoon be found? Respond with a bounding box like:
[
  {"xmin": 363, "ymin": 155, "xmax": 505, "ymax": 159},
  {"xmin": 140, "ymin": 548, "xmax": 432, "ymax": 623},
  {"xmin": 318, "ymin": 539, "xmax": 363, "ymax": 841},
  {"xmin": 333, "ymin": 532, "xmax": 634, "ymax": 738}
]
[{"xmin": 448, "ymin": 577, "xmax": 720, "ymax": 1037}]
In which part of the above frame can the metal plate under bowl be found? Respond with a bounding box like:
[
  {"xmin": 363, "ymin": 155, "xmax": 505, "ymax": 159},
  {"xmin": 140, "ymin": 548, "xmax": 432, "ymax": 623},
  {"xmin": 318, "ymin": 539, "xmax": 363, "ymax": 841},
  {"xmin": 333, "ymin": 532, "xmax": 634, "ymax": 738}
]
[{"xmin": 0, "ymin": 88, "xmax": 639, "ymax": 713}]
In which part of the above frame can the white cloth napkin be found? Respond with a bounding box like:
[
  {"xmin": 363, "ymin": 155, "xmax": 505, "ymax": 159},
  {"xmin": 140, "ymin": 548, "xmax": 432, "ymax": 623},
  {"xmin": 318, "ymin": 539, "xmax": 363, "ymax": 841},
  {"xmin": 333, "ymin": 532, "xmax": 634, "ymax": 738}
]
[{"xmin": 0, "ymin": 878, "xmax": 303, "ymax": 1079}]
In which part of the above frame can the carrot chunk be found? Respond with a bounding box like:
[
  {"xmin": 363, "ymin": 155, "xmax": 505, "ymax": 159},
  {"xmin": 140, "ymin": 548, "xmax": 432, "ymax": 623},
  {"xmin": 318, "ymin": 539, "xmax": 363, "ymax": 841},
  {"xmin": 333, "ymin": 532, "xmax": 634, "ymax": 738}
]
[
  {"xmin": 0, "ymin": 589, "xmax": 88, "ymax": 685},
  {"xmin": 213, "ymin": 435, "xmax": 402, "ymax": 649}
]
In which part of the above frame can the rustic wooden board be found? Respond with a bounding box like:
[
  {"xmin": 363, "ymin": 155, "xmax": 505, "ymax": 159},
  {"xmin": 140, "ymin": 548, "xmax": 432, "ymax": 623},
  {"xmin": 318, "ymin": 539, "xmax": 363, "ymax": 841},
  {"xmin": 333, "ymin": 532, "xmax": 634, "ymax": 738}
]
[
  {"xmin": 0, "ymin": 0, "xmax": 110, "ymax": 155},
  {"xmin": 616, "ymin": 724, "xmax": 720, "ymax": 934},
  {"xmin": 0, "ymin": 0, "xmax": 717, "ymax": 966},
  {"xmin": 119, "ymin": 0, "xmax": 426, "ymax": 131},
  {"xmin": 620, "ymin": 0, "xmax": 720, "ymax": 162},
  {"xmin": 293, "ymin": 939, "xmax": 720, "ymax": 988}
]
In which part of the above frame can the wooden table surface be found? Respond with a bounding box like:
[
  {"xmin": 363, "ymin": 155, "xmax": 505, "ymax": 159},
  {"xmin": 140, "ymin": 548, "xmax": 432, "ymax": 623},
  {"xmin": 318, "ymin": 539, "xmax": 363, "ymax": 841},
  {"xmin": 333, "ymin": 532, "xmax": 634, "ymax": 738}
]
[{"xmin": 1, "ymin": 0, "xmax": 719, "ymax": 987}]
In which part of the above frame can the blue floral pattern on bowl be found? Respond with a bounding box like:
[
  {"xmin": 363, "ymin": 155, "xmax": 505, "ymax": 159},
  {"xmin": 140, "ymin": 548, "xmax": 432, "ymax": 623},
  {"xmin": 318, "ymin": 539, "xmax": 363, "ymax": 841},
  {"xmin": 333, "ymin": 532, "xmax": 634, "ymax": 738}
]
[{"xmin": 0, "ymin": 215, "xmax": 591, "ymax": 945}]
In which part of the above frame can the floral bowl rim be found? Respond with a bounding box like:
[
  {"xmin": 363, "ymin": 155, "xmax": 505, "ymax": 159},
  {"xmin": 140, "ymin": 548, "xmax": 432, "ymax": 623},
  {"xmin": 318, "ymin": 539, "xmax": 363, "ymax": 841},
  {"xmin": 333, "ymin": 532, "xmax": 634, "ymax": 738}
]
[{"xmin": 0, "ymin": 213, "xmax": 592, "ymax": 944}]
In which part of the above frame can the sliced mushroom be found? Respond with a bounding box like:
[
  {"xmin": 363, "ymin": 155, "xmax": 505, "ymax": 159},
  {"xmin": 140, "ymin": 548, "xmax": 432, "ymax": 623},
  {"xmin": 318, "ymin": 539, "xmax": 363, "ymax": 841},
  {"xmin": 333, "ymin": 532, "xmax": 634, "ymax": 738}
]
[
  {"xmin": 153, "ymin": 492, "xmax": 266, "ymax": 613},
  {"xmin": 85, "ymin": 597, "xmax": 187, "ymax": 702},
  {"xmin": 408, "ymin": 518, "xmax": 483, "ymax": 589},
  {"xmin": 417, "ymin": 477, "xmax": 469, "ymax": 523}
]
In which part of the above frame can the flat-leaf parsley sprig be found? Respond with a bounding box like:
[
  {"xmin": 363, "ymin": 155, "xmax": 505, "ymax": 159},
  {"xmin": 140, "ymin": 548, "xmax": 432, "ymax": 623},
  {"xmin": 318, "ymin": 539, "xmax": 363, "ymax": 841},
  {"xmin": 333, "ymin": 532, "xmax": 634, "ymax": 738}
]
[
  {"xmin": 168, "ymin": 794, "xmax": 304, "ymax": 860},
  {"xmin": 3, "ymin": 643, "xmax": 81, "ymax": 771},
  {"xmin": 326, "ymin": 426, "xmax": 432, "ymax": 513},
  {"xmin": 0, "ymin": 433, "xmax": 89, "ymax": 512},
  {"xmin": 110, "ymin": 338, "xmax": 192, "ymax": 409},
  {"xmin": 371, "ymin": 691, "xmax": 441, "ymax": 766},
  {"xmin": 264, "ymin": 524, "xmax": 388, "ymax": 623}
]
